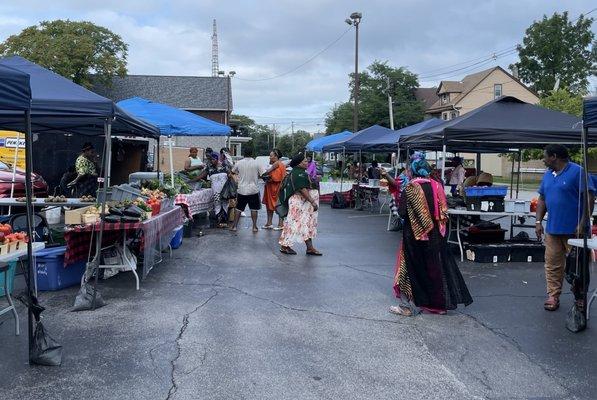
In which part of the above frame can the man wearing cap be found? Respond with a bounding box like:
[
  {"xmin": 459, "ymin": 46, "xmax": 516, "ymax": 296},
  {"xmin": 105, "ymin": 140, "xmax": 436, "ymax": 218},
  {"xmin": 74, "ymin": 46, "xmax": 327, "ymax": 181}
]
[
  {"xmin": 68, "ymin": 142, "xmax": 99, "ymax": 196},
  {"xmin": 536, "ymin": 144, "xmax": 595, "ymax": 311}
]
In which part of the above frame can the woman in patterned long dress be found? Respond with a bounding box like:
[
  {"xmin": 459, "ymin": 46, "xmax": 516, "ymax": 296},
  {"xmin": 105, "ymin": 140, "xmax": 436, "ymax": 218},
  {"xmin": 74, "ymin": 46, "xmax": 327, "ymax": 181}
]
[
  {"xmin": 390, "ymin": 153, "xmax": 472, "ymax": 316},
  {"xmin": 279, "ymin": 153, "xmax": 322, "ymax": 256}
]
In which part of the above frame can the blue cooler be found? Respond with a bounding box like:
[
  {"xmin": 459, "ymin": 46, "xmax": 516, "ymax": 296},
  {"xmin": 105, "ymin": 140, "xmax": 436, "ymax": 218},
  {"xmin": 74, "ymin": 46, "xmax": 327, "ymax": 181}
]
[
  {"xmin": 0, "ymin": 261, "xmax": 17, "ymax": 297},
  {"xmin": 34, "ymin": 246, "xmax": 86, "ymax": 291},
  {"xmin": 170, "ymin": 225, "xmax": 184, "ymax": 249}
]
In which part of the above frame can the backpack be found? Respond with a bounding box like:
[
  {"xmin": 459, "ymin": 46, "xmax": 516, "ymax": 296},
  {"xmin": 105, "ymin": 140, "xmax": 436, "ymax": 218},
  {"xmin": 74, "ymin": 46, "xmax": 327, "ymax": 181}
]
[{"xmin": 331, "ymin": 191, "xmax": 347, "ymax": 209}]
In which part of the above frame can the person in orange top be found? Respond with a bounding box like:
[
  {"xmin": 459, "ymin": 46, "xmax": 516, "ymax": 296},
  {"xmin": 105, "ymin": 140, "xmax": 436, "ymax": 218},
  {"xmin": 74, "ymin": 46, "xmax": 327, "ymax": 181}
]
[{"xmin": 262, "ymin": 149, "xmax": 287, "ymax": 230}]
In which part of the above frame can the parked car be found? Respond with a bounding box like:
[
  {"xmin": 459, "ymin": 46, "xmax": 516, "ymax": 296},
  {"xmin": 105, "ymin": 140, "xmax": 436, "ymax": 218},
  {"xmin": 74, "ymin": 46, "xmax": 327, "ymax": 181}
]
[
  {"xmin": 379, "ymin": 163, "xmax": 393, "ymax": 172},
  {"xmin": 0, "ymin": 161, "xmax": 48, "ymax": 198}
]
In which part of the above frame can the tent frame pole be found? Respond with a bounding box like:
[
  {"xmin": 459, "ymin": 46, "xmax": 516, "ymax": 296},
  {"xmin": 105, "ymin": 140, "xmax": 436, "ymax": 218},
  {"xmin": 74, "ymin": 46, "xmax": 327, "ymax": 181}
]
[
  {"xmin": 441, "ymin": 143, "xmax": 447, "ymax": 182},
  {"xmin": 509, "ymin": 152, "xmax": 515, "ymax": 199},
  {"xmin": 169, "ymin": 135, "xmax": 175, "ymax": 188},
  {"xmin": 9, "ymin": 131, "xmax": 21, "ymax": 215},
  {"xmin": 24, "ymin": 109, "xmax": 35, "ymax": 362},
  {"xmin": 515, "ymin": 150, "xmax": 522, "ymax": 199}
]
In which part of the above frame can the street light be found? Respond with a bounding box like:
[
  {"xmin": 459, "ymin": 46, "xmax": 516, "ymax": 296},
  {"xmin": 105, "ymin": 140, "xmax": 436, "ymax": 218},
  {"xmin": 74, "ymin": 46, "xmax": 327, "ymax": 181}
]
[
  {"xmin": 219, "ymin": 70, "xmax": 236, "ymax": 150},
  {"xmin": 345, "ymin": 12, "xmax": 362, "ymax": 134}
]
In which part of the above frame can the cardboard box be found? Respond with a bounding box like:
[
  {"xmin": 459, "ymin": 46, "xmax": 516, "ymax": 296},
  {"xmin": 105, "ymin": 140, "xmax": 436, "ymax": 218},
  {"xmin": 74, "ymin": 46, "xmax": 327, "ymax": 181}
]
[{"xmin": 65, "ymin": 205, "xmax": 101, "ymax": 225}]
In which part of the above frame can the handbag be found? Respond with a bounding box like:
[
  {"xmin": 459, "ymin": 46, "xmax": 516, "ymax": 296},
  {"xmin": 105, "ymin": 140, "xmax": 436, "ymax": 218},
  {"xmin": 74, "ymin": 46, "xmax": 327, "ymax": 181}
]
[
  {"xmin": 275, "ymin": 174, "xmax": 294, "ymax": 219},
  {"xmin": 220, "ymin": 178, "xmax": 238, "ymax": 200}
]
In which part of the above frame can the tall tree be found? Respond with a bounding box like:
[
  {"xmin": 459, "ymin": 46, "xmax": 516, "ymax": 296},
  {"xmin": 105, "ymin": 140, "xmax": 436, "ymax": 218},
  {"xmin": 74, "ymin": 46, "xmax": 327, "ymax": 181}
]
[
  {"xmin": 325, "ymin": 61, "xmax": 424, "ymax": 133},
  {"xmin": 539, "ymin": 88, "xmax": 583, "ymax": 117},
  {"xmin": 0, "ymin": 20, "xmax": 128, "ymax": 88},
  {"xmin": 511, "ymin": 12, "xmax": 596, "ymax": 95}
]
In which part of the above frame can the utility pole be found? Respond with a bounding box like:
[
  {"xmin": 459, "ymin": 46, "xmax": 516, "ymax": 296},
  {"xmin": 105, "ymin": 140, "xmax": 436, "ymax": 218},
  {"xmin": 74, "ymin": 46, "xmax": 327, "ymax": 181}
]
[
  {"xmin": 386, "ymin": 76, "xmax": 394, "ymax": 130},
  {"xmin": 346, "ymin": 12, "xmax": 362, "ymax": 134},
  {"xmin": 291, "ymin": 121, "xmax": 295, "ymax": 154},
  {"xmin": 272, "ymin": 124, "xmax": 276, "ymax": 148}
]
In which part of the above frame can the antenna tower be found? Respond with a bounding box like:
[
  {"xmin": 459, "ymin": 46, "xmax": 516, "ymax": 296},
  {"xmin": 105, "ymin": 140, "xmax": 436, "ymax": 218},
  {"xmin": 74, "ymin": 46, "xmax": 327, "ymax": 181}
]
[{"xmin": 211, "ymin": 19, "xmax": 219, "ymax": 77}]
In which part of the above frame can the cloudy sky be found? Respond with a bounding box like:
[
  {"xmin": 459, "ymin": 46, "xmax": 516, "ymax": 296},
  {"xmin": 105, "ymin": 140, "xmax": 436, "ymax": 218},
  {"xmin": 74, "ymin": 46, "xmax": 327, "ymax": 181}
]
[{"xmin": 0, "ymin": 0, "xmax": 594, "ymax": 134}]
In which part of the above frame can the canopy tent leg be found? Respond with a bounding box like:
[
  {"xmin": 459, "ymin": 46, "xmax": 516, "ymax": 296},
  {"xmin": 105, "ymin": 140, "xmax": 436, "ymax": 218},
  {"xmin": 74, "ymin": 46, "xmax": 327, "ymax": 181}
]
[
  {"xmin": 476, "ymin": 153, "xmax": 482, "ymax": 174},
  {"xmin": 580, "ymin": 126, "xmax": 590, "ymax": 323},
  {"xmin": 9, "ymin": 131, "xmax": 21, "ymax": 215},
  {"xmin": 90, "ymin": 120, "xmax": 112, "ymax": 310},
  {"xmin": 441, "ymin": 144, "xmax": 447, "ymax": 182},
  {"xmin": 23, "ymin": 109, "xmax": 36, "ymax": 362},
  {"xmin": 168, "ymin": 135, "xmax": 175, "ymax": 188},
  {"xmin": 509, "ymin": 152, "xmax": 515, "ymax": 199},
  {"xmin": 340, "ymin": 147, "xmax": 345, "ymax": 192},
  {"xmin": 515, "ymin": 150, "xmax": 521, "ymax": 199}
]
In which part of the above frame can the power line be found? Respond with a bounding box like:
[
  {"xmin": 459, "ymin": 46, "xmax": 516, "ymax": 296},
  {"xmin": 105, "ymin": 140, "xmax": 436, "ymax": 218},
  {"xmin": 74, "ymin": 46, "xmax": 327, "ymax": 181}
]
[
  {"xmin": 235, "ymin": 26, "xmax": 352, "ymax": 82},
  {"xmin": 417, "ymin": 45, "xmax": 517, "ymax": 76},
  {"xmin": 418, "ymin": 48, "xmax": 517, "ymax": 80}
]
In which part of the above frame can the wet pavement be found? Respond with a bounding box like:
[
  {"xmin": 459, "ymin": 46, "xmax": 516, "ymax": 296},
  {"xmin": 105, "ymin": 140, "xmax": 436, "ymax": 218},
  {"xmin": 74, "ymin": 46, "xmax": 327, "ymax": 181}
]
[{"xmin": 1, "ymin": 206, "xmax": 596, "ymax": 400}]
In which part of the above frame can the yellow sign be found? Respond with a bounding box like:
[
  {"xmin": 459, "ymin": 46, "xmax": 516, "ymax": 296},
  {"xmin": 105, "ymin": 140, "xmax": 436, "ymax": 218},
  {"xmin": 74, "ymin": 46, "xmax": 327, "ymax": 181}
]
[{"xmin": 0, "ymin": 131, "xmax": 25, "ymax": 169}]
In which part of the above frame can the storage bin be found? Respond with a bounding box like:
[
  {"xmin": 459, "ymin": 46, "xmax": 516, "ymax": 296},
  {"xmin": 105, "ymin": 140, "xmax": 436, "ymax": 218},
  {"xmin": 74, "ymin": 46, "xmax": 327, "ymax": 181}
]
[
  {"xmin": 505, "ymin": 200, "xmax": 531, "ymax": 213},
  {"xmin": 0, "ymin": 261, "xmax": 17, "ymax": 296},
  {"xmin": 110, "ymin": 184, "xmax": 147, "ymax": 202},
  {"xmin": 465, "ymin": 228, "xmax": 507, "ymax": 244},
  {"xmin": 466, "ymin": 196, "xmax": 505, "ymax": 212},
  {"xmin": 509, "ymin": 243, "xmax": 545, "ymax": 262},
  {"xmin": 466, "ymin": 244, "xmax": 510, "ymax": 263},
  {"xmin": 464, "ymin": 186, "xmax": 508, "ymax": 197},
  {"xmin": 34, "ymin": 246, "xmax": 86, "ymax": 291},
  {"xmin": 170, "ymin": 225, "xmax": 184, "ymax": 249}
]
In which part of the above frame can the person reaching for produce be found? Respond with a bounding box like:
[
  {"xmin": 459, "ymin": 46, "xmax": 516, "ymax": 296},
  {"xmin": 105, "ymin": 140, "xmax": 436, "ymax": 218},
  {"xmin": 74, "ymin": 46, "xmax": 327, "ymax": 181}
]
[
  {"xmin": 68, "ymin": 142, "xmax": 99, "ymax": 196},
  {"xmin": 184, "ymin": 147, "xmax": 205, "ymax": 179}
]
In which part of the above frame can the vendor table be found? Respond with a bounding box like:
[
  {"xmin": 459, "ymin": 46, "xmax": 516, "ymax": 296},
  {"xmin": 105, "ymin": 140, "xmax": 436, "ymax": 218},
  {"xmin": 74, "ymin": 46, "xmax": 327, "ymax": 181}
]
[
  {"xmin": 447, "ymin": 209, "xmax": 536, "ymax": 262},
  {"xmin": 64, "ymin": 206, "xmax": 184, "ymax": 281},
  {"xmin": 175, "ymin": 189, "xmax": 214, "ymax": 218},
  {"xmin": 0, "ymin": 242, "xmax": 45, "ymax": 335},
  {"xmin": 0, "ymin": 198, "xmax": 95, "ymax": 208},
  {"xmin": 567, "ymin": 238, "xmax": 597, "ymax": 320},
  {"xmin": 354, "ymin": 184, "xmax": 384, "ymax": 212}
]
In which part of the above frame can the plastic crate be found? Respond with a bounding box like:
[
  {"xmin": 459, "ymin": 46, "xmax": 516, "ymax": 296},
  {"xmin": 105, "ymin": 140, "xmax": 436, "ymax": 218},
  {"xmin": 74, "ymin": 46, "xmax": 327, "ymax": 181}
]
[
  {"xmin": 34, "ymin": 246, "xmax": 86, "ymax": 291},
  {"xmin": 465, "ymin": 228, "xmax": 507, "ymax": 244},
  {"xmin": 466, "ymin": 244, "xmax": 510, "ymax": 263},
  {"xmin": 109, "ymin": 184, "xmax": 147, "ymax": 202},
  {"xmin": 464, "ymin": 186, "xmax": 508, "ymax": 197},
  {"xmin": 170, "ymin": 225, "xmax": 184, "ymax": 249},
  {"xmin": 0, "ymin": 261, "xmax": 17, "ymax": 296},
  {"xmin": 466, "ymin": 197, "xmax": 505, "ymax": 212}
]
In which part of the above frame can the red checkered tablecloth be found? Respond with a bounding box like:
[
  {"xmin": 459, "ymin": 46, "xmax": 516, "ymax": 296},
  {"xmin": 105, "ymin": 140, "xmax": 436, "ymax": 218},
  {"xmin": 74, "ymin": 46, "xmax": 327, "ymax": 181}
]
[
  {"xmin": 175, "ymin": 189, "xmax": 214, "ymax": 218},
  {"xmin": 64, "ymin": 207, "xmax": 185, "ymax": 277}
]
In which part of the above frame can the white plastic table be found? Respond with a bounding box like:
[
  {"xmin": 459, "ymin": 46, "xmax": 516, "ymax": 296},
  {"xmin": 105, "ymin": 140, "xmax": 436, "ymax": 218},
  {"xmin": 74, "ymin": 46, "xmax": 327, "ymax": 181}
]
[
  {"xmin": 0, "ymin": 198, "xmax": 95, "ymax": 208},
  {"xmin": 0, "ymin": 242, "xmax": 45, "ymax": 335},
  {"xmin": 567, "ymin": 238, "xmax": 597, "ymax": 320},
  {"xmin": 447, "ymin": 209, "xmax": 536, "ymax": 262}
]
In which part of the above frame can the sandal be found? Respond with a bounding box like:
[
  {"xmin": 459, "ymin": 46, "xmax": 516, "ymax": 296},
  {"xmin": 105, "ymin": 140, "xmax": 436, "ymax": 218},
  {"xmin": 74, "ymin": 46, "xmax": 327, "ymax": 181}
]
[
  {"xmin": 273, "ymin": 226, "xmax": 283, "ymax": 231},
  {"xmin": 306, "ymin": 249, "xmax": 323, "ymax": 256},
  {"xmin": 544, "ymin": 296, "xmax": 560, "ymax": 311},
  {"xmin": 280, "ymin": 247, "xmax": 297, "ymax": 255},
  {"xmin": 389, "ymin": 305, "xmax": 413, "ymax": 317}
]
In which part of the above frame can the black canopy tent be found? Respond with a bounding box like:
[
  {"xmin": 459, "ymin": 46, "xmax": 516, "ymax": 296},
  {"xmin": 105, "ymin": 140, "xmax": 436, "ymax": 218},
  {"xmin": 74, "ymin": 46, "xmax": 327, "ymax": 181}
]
[
  {"xmin": 0, "ymin": 57, "xmax": 159, "ymax": 318},
  {"xmin": 399, "ymin": 96, "xmax": 585, "ymax": 182}
]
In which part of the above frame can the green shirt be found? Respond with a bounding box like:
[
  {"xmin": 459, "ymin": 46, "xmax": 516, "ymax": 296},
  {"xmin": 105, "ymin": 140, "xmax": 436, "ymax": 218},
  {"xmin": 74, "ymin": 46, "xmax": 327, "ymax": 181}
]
[{"xmin": 75, "ymin": 155, "xmax": 96, "ymax": 176}]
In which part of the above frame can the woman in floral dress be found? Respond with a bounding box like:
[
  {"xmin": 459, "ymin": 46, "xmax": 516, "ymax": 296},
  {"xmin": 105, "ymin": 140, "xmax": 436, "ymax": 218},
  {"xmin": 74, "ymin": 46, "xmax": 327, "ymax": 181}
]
[{"xmin": 279, "ymin": 153, "xmax": 322, "ymax": 256}]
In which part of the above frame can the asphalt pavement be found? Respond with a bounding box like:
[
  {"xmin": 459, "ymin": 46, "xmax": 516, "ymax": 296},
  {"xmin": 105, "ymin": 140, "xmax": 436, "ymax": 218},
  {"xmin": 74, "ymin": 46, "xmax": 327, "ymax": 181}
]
[{"xmin": 0, "ymin": 205, "xmax": 595, "ymax": 400}]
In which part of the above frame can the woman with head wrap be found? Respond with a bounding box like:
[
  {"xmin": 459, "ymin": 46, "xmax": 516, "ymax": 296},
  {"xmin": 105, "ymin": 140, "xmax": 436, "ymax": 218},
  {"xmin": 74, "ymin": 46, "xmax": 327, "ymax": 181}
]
[
  {"xmin": 389, "ymin": 152, "xmax": 472, "ymax": 316},
  {"xmin": 278, "ymin": 152, "xmax": 322, "ymax": 255},
  {"xmin": 197, "ymin": 153, "xmax": 230, "ymax": 224},
  {"xmin": 261, "ymin": 149, "xmax": 287, "ymax": 230}
]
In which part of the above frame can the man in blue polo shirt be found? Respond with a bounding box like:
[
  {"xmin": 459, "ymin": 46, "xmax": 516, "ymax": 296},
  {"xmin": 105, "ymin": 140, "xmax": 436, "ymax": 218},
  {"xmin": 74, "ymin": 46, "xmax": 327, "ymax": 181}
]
[{"xmin": 535, "ymin": 144, "xmax": 595, "ymax": 311}]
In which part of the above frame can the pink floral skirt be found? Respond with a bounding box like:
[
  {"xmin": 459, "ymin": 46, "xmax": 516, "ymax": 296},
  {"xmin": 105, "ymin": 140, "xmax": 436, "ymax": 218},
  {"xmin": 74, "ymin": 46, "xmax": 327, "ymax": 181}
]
[{"xmin": 279, "ymin": 190, "xmax": 318, "ymax": 247}]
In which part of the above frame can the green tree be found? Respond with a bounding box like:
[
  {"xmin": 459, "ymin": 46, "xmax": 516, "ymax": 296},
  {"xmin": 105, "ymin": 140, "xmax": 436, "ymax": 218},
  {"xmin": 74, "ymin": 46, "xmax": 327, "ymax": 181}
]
[
  {"xmin": 511, "ymin": 12, "xmax": 596, "ymax": 95},
  {"xmin": 0, "ymin": 19, "xmax": 128, "ymax": 88},
  {"xmin": 276, "ymin": 130, "xmax": 311, "ymax": 157},
  {"xmin": 231, "ymin": 114, "xmax": 277, "ymax": 157},
  {"xmin": 539, "ymin": 88, "xmax": 583, "ymax": 117},
  {"xmin": 325, "ymin": 61, "xmax": 424, "ymax": 133}
]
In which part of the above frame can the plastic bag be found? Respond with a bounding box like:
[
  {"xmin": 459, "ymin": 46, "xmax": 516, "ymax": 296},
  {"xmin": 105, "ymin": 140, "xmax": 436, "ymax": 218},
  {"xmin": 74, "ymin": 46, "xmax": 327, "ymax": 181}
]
[
  {"xmin": 566, "ymin": 303, "xmax": 587, "ymax": 333},
  {"xmin": 220, "ymin": 178, "xmax": 238, "ymax": 200},
  {"xmin": 72, "ymin": 282, "xmax": 106, "ymax": 311},
  {"xmin": 388, "ymin": 215, "xmax": 402, "ymax": 231},
  {"xmin": 30, "ymin": 321, "xmax": 63, "ymax": 366}
]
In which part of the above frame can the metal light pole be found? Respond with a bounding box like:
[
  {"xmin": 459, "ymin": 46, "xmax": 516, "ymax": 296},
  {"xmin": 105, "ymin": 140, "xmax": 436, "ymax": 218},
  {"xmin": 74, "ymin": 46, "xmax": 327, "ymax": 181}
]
[
  {"xmin": 386, "ymin": 76, "xmax": 394, "ymax": 130},
  {"xmin": 346, "ymin": 12, "xmax": 362, "ymax": 134},
  {"xmin": 219, "ymin": 70, "xmax": 235, "ymax": 149}
]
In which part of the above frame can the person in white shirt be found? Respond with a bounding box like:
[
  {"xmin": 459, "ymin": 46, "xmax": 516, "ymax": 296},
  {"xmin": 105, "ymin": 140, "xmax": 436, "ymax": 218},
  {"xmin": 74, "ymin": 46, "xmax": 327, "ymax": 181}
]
[
  {"xmin": 230, "ymin": 146, "xmax": 264, "ymax": 232},
  {"xmin": 449, "ymin": 156, "xmax": 466, "ymax": 196}
]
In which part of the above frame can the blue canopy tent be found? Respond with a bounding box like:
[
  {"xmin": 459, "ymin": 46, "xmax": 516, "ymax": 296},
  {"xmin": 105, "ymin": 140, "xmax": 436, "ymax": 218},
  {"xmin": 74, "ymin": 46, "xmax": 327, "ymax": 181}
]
[
  {"xmin": 363, "ymin": 119, "xmax": 443, "ymax": 152},
  {"xmin": 117, "ymin": 97, "xmax": 231, "ymax": 186},
  {"xmin": 305, "ymin": 130, "xmax": 352, "ymax": 152},
  {"xmin": 322, "ymin": 125, "xmax": 395, "ymax": 153}
]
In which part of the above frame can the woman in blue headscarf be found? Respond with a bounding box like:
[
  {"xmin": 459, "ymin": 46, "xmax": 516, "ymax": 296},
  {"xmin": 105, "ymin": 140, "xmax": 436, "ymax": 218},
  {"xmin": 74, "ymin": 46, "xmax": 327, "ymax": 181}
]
[{"xmin": 389, "ymin": 151, "xmax": 472, "ymax": 316}]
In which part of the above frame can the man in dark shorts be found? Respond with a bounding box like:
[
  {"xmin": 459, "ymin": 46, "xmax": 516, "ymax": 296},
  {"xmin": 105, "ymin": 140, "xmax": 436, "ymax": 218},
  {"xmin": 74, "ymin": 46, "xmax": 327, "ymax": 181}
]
[{"xmin": 230, "ymin": 146, "xmax": 264, "ymax": 232}]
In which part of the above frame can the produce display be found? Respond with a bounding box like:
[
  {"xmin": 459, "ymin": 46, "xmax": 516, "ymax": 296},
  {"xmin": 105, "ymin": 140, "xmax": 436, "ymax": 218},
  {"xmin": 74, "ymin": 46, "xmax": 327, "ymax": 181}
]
[
  {"xmin": 0, "ymin": 230, "xmax": 29, "ymax": 254},
  {"xmin": 46, "ymin": 195, "xmax": 67, "ymax": 203},
  {"xmin": 79, "ymin": 195, "xmax": 96, "ymax": 202},
  {"xmin": 16, "ymin": 196, "xmax": 36, "ymax": 202}
]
